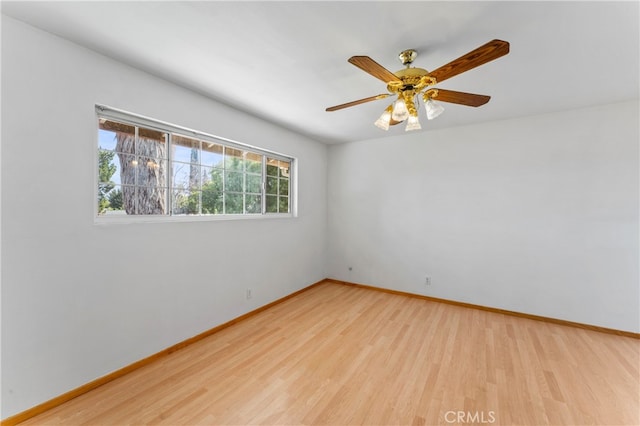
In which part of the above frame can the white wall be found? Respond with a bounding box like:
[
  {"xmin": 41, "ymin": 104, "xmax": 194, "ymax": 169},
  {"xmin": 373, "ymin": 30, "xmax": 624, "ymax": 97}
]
[
  {"xmin": 1, "ymin": 16, "xmax": 327, "ymax": 418},
  {"xmin": 328, "ymin": 100, "xmax": 639, "ymax": 334}
]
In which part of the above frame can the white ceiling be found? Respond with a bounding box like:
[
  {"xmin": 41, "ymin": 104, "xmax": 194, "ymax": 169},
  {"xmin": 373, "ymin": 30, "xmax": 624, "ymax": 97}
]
[{"xmin": 2, "ymin": 1, "xmax": 639, "ymax": 144}]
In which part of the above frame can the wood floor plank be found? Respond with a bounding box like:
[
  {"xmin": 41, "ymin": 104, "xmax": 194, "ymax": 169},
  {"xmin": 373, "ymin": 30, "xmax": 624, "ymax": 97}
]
[{"xmin": 18, "ymin": 282, "xmax": 640, "ymax": 425}]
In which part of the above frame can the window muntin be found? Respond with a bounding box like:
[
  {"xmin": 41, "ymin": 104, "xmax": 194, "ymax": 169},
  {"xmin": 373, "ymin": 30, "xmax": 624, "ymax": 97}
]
[{"xmin": 96, "ymin": 107, "xmax": 294, "ymax": 220}]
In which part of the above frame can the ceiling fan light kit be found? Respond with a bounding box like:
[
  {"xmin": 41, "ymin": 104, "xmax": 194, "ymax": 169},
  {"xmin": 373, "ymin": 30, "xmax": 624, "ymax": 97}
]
[
  {"xmin": 405, "ymin": 115, "xmax": 422, "ymax": 131},
  {"xmin": 374, "ymin": 105, "xmax": 393, "ymax": 131},
  {"xmin": 425, "ymin": 97, "xmax": 445, "ymax": 120},
  {"xmin": 391, "ymin": 99, "xmax": 410, "ymax": 122},
  {"xmin": 326, "ymin": 39, "xmax": 510, "ymax": 133}
]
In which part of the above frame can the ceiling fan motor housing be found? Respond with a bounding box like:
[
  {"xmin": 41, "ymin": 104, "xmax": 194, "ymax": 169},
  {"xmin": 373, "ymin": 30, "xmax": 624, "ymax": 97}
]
[{"xmin": 387, "ymin": 67, "xmax": 436, "ymax": 94}]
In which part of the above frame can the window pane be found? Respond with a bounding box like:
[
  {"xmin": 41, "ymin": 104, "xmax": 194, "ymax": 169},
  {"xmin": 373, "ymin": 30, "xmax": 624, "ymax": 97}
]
[
  {"xmin": 172, "ymin": 188, "xmax": 197, "ymax": 215},
  {"xmin": 98, "ymin": 130, "xmax": 118, "ymax": 151},
  {"xmin": 246, "ymin": 174, "xmax": 261, "ymax": 194},
  {"xmin": 225, "ymin": 171, "xmax": 243, "ymax": 193},
  {"xmin": 110, "ymin": 151, "xmax": 168, "ymax": 216},
  {"xmin": 279, "ymin": 196, "xmax": 289, "ymax": 213},
  {"xmin": 137, "ymin": 129, "xmax": 167, "ymax": 155},
  {"xmin": 171, "ymin": 189, "xmax": 185, "ymax": 215},
  {"xmin": 134, "ymin": 186, "xmax": 168, "ymax": 214},
  {"xmin": 266, "ymin": 195, "xmax": 278, "ymax": 213},
  {"xmin": 98, "ymin": 119, "xmax": 134, "ymax": 151},
  {"xmin": 172, "ymin": 162, "xmax": 202, "ymax": 190},
  {"xmin": 279, "ymin": 161, "xmax": 291, "ymax": 178},
  {"xmin": 267, "ymin": 158, "xmax": 290, "ymax": 178},
  {"xmin": 98, "ymin": 149, "xmax": 121, "ymax": 185},
  {"xmin": 266, "ymin": 176, "xmax": 278, "ymax": 195},
  {"xmin": 201, "ymin": 184, "xmax": 222, "ymax": 214},
  {"xmin": 172, "ymin": 135, "xmax": 199, "ymax": 164},
  {"xmin": 98, "ymin": 184, "xmax": 126, "ymax": 215},
  {"xmin": 172, "ymin": 162, "xmax": 191, "ymax": 190},
  {"xmin": 189, "ymin": 165, "xmax": 202, "ymax": 189},
  {"xmin": 202, "ymin": 142, "xmax": 224, "ymax": 168},
  {"xmin": 246, "ymin": 152, "xmax": 262, "ymax": 173},
  {"xmin": 136, "ymin": 129, "xmax": 167, "ymax": 158},
  {"xmin": 203, "ymin": 167, "xmax": 222, "ymax": 188},
  {"xmin": 225, "ymin": 148, "xmax": 244, "ymax": 171},
  {"xmin": 245, "ymin": 195, "xmax": 262, "ymax": 214},
  {"xmin": 114, "ymin": 153, "xmax": 136, "ymax": 184},
  {"xmin": 279, "ymin": 178, "xmax": 289, "ymax": 196},
  {"xmin": 266, "ymin": 163, "xmax": 279, "ymax": 177},
  {"xmin": 113, "ymin": 186, "xmax": 167, "ymax": 215},
  {"xmin": 115, "ymin": 153, "xmax": 137, "ymax": 186},
  {"xmin": 225, "ymin": 193, "xmax": 243, "ymax": 214},
  {"xmin": 200, "ymin": 166, "xmax": 214, "ymax": 186},
  {"xmin": 137, "ymin": 157, "xmax": 166, "ymax": 187}
]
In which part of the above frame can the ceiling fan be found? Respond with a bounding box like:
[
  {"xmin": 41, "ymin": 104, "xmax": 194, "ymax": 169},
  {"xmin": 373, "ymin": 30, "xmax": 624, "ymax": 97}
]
[{"xmin": 326, "ymin": 39, "xmax": 510, "ymax": 131}]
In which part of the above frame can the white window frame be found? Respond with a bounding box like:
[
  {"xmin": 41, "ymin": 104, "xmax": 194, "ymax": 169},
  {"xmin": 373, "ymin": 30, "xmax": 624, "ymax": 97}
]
[{"xmin": 94, "ymin": 104, "xmax": 296, "ymax": 224}]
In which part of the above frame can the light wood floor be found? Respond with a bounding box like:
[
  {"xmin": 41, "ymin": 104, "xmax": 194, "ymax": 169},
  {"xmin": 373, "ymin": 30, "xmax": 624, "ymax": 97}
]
[{"xmin": 21, "ymin": 282, "xmax": 640, "ymax": 425}]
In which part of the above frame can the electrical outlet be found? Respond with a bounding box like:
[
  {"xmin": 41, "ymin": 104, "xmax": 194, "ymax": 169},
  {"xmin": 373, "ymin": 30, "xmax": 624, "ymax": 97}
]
[
  {"xmin": 425, "ymin": 276, "xmax": 432, "ymax": 286},
  {"xmin": 246, "ymin": 288, "xmax": 252, "ymax": 299}
]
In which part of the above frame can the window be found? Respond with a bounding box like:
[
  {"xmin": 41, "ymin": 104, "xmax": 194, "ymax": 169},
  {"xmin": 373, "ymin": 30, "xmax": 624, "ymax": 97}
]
[{"xmin": 96, "ymin": 105, "xmax": 293, "ymax": 220}]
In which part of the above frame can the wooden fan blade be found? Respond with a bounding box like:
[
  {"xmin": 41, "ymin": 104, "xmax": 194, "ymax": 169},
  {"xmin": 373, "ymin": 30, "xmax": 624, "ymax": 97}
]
[
  {"xmin": 326, "ymin": 94, "xmax": 390, "ymax": 112},
  {"xmin": 433, "ymin": 89, "xmax": 491, "ymax": 107},
  {"xmin": 348, "ymin": 56, "xmax": 401, "ymax": 83},
  {"xmin": 428, "ymin": 39, "xmax": 509, "ymax": 84}
]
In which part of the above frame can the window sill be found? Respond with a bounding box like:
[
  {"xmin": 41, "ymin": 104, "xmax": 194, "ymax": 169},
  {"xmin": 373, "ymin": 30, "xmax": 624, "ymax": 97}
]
[{"xmin": 94, "ymin": 213, "xmax": 295, "ymax": 225}]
